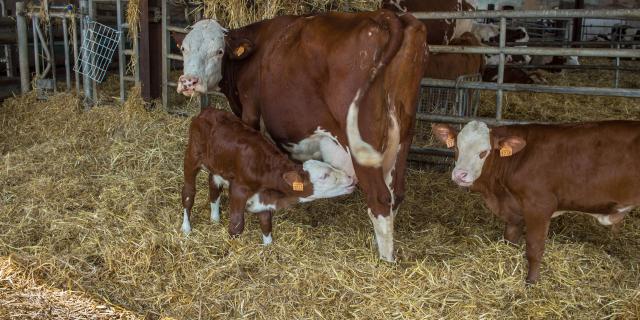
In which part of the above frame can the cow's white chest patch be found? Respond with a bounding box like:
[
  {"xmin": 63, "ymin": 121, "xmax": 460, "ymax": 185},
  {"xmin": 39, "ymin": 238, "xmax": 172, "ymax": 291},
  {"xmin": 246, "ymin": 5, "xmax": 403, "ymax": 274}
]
[{"xmin": 284, "ymin": 128, "xmax": 356, "ymax": 180}]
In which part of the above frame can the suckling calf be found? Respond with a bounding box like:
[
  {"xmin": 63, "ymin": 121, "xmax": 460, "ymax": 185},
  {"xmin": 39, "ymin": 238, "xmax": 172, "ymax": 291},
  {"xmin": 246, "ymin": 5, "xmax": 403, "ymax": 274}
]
[
  {"xmin": 433, "ymin": 121, "xmax": 640, "ymax": 283},
  {"xmin": 182, "ymin": 109, "xmax": 355, "ymax": 244}
]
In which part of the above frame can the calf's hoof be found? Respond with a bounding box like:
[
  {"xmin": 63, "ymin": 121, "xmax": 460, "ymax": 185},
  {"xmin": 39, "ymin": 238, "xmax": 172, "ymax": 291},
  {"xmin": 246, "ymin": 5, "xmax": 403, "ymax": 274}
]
[
  {"xmin": 525, "ymin": 275, "xmax": 539, "ymax": 286},
  {"xmin": 181, "ymin": 209, "xmax": 192, "ymax": 234},
  {"xmin": 262, "ymin": 233, "xmax": 273, "ymax": 245}
]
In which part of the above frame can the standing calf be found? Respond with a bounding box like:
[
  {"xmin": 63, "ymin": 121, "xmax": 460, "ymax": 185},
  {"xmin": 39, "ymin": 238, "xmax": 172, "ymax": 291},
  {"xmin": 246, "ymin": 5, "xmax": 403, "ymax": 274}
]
[
  {"xmin": 433, "ymin": 121, "xmax": 640, "ymax": 283},
  {"xmin": 182, "ymin": 109, "xmax": 355, "ymax": 244}
]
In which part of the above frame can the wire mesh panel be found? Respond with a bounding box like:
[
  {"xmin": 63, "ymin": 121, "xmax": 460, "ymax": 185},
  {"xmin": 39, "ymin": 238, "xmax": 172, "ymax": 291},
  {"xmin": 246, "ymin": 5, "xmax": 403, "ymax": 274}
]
[
  {"xmin": 411, "ymin": 73, "xmax": 482, "ymax": 166},
  {"xmin": 75, "ymin": 17, "xmax": 121, "ymax": 83}
]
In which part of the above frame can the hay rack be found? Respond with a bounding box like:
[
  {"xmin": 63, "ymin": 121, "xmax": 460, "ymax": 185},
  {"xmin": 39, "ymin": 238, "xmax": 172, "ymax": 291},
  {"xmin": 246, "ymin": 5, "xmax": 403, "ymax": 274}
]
[{"xmin": 74, "ymin": 16, "xmax": 121, "ymax": 83}]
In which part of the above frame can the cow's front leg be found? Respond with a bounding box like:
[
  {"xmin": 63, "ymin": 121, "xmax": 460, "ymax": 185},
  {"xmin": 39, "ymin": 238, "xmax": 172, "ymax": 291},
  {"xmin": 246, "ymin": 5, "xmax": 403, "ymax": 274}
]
[
  {"xmin": 228, "ymin": 184, "xmax": 250, "ymax": 237},
  {"xmin": 256, "ymin": 211, "xmax": 273, "ymax": 245},
  {"xmin": 240, "ymin": 102, "xmax": 261, "ymax": 130}
]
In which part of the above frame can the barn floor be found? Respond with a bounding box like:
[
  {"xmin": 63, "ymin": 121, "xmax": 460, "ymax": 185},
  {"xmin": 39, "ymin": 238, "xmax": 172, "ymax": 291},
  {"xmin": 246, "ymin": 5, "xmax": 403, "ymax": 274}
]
[{"xmin": 1, "ymin": 60, "xmax": 640, "ymax": 319}]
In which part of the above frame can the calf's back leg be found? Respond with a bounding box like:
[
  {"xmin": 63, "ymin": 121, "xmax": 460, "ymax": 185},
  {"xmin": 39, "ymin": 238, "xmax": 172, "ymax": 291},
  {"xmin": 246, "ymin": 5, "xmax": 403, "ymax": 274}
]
[
  {"xmin": 181, "ymin": 157, "xmax": 201, "ymax": 234},
  {"xmin": 208, "ymin": 173, "xmax": 223, "ymax": 223}
]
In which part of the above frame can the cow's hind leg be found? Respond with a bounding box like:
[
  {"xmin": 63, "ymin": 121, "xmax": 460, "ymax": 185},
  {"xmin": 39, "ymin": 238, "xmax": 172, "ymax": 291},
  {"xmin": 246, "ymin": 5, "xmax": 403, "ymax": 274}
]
[
  {"xmin": 208, "ymin": 173, "xmax": 223, "ymax": 223},
  {"xmin": 358, "ymin": 166, "xmax": 396, "ymax": 262},
  {"xmin": 181, "ymin": 158, "xmax": 200, "ymax": 234}
]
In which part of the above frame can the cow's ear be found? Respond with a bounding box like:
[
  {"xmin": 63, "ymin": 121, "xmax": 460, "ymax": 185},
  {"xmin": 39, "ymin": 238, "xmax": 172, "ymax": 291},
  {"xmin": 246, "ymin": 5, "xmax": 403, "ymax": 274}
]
[
  {"xmin": 494, "ymin": 136, "xmax": 526, "ymax": 157},
  {"xmin": 227, "ymin": 38, "xmax": 254, "ymax": 60},
  {"xmin": 431, "ymin": 123, "xmax": 457, "ymax": 148},
  {"xmin": 172, "ymin": 32, "xmax": 186, "ymax": 49},
  {"xmin": 282, "ymin": 171, "xmax": 303, "ymax": 187}
]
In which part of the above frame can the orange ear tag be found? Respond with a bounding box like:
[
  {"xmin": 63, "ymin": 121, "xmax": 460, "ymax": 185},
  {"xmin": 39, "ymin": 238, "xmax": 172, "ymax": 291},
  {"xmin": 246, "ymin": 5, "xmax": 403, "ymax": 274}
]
[
  {"xmin": 235, "ymin": 46, "xmax": 245, "ymax": 57},
  {"xmin": 292, "ymin": 182, "xmax": 304, "ymax": 191},
  {"xmin": 500, "ymin": 146, "xmax": 513, "ymax": 157},
  {"xmin": 446, "ymin": 137, "xmax": 455, "ymax": 148}
]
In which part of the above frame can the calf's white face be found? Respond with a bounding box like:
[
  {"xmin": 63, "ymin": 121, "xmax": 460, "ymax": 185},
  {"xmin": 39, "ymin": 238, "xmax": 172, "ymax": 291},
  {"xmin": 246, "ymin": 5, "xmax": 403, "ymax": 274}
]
[
  {"xmin": 432, "ymin": 121, "xmax": 527, "ymax": 187},
  {"xmin": 177, "ymin": 20, "xmax": 226, "ymax": 96},
  {"xmin": 451, "ymin": 121, "xmax": 492, "ymax": 187},
  {"xmin": 301, "ymin": 160, "xmax": 356, "ymax": 202}
]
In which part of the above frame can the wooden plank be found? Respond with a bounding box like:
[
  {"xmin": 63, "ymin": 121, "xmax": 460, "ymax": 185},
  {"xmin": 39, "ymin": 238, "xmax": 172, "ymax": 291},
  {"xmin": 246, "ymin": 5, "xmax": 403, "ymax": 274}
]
[{"xmin": 138, "ymin": 0, "xmax": 152, "ymax": 100}]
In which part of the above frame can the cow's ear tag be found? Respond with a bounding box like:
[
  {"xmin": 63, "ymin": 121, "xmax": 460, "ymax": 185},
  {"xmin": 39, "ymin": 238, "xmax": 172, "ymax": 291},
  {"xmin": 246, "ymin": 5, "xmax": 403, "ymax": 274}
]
[
  {"xmin": 446, "ymin": 137, "xmax": 455, "ymax": 148},
  {"xmin": 500, "ymin": 146, "xmax": 513, "ymax": 157},
  {"xmin": 235, "ymin": 46, "xmax": 245, "ymax": 57},
  {"xmin": 292, "ymin": 181, "xmax": 304, "ymax": 191}
]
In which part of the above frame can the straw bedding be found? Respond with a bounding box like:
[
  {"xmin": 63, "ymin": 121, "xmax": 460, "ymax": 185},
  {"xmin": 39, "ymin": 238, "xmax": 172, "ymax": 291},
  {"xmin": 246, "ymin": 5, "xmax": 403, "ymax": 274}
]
[{"xmin": 1, "ymin": 52, "xmax": 640, "ymax": 320}]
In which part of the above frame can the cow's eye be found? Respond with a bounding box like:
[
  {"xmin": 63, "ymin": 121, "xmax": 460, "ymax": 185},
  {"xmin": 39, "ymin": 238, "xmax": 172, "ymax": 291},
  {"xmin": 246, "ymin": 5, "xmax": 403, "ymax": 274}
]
[
  {"xmin": 479, "ymin": 150, "xmax": 489, "ymax": 159},
  {"xmin": 217, "ymin": 49, "xmax": 224, "ymax": 56}
]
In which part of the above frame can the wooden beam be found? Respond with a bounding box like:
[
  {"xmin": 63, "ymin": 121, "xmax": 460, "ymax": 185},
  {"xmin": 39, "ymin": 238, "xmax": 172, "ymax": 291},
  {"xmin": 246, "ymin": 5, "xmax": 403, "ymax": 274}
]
[
  {"xmin": 138, "ymin": 0, "xmax": 152, "ymax": 100},
  {"xmin": 572, "ymin": 0, "xmax": 585, "ymax": 44}
]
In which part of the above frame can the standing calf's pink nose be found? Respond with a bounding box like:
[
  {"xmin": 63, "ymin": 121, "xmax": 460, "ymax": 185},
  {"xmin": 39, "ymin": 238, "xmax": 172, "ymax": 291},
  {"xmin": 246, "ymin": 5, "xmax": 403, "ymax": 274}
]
[
  {"xmin": 179, "ymin": 75, "xmax": 199, "ymax": 90},
  {"xmin": 453, "ymin": 170, "xmax": 468, "ymax": 181}
]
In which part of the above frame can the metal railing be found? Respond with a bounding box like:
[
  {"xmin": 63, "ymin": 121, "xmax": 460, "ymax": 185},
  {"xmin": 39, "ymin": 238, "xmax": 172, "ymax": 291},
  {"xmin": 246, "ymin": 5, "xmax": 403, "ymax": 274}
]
[{"xmin": 413, "ymin": 8, "xmax": 640, "ymax": 124}]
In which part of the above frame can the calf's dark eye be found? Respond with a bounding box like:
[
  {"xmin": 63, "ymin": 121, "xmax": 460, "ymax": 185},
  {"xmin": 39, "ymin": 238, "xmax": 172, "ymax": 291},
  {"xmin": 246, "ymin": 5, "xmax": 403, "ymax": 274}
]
[{"xmin": 479, "ymin": 150, "xmax": 488, "ymax": 159}]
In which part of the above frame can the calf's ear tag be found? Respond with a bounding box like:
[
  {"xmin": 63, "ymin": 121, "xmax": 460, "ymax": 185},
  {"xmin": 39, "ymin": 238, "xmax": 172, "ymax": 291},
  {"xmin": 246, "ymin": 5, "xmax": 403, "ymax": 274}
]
[
  {"xmin": 292, "ymin": 181, "xmax": 304, "ymax": 191},
  {"xmin": 235, "ymin": 46, "xmax": 245, "ymax": 57},
  {"xmin": 500, "ymin": 146, "xmax": 513, "ymax": 157},
  {"xmin": 446, "ymin": 137, "xmax": 455, "ymax": 148}
]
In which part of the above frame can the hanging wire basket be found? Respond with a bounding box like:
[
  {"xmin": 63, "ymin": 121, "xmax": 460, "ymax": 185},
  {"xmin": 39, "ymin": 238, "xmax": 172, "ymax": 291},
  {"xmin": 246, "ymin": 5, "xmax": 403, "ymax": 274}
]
[{"xmin": 74, "ymin": 17, "xmax": 121, "ymax": 83}]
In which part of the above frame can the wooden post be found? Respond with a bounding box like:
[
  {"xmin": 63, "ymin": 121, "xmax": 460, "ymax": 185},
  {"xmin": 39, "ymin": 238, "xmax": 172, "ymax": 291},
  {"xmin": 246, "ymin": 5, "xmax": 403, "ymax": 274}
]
[
  {"xmin": 572, "ymin": 0, "xmax": 584, "ymax": 43},
  {"xmin": 138, "ymin": 0, "xmax": 151, "ymax": 100},
  {"xmin": 138, "ymin": 0, "xmax": 162, "ymax": 102}
]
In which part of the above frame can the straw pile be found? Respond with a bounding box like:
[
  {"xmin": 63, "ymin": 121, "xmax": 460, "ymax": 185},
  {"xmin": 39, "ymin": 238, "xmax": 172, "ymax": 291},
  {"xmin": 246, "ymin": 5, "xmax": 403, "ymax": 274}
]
[
  {"xmin": 1, "ymin": 61, "xmax": 640, "ymax": 318},
  {"xmin": 0, "ymin": 256, "xmax": 141, "ymax": 319}
]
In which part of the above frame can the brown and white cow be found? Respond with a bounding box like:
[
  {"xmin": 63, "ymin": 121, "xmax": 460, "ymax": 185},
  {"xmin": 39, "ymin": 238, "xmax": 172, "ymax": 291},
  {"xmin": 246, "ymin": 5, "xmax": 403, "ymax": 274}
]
[
  {"xmin": 432, "ymin": 120, "xmax": 640, "ymax": 283},
  {"xmin": 175, "ymin": 10, "xmax": 428, "ymax": 261},
  {"xmin": 382, "ymin": 0, "xmax": 475, "ymax": 45},
  {"xmin": 424, "ymin": 32, "xmax": 485, "ymax": 80},
  {"xmin": 182, "ymin": 108, "xmax": 355, "ymax": 244}
]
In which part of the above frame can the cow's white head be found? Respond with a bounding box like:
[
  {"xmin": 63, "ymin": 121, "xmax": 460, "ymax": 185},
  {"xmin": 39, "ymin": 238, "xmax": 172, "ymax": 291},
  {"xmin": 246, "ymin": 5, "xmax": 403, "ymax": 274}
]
[
  {"xmin": 432, "ymin": 121, "xmax": 526, "ymax": 187},
  {"xmin": 299, "ymin": 160, "xmax": 356, "ymax": 202},
  {"xmin": 175, "ymin": 20, "xmax": 226, "ymax": 96}
]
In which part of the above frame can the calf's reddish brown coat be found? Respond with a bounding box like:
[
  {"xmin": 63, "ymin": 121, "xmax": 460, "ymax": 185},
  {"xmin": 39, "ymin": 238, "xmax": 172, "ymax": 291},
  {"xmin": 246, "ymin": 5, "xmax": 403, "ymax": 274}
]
[
  {"xmin": 182, "ymin": 109, "xmax": 354, "ymax": 243},
  {"xmin": 433, "ymin": 121, "xmax": 640, "ymax": 283}
]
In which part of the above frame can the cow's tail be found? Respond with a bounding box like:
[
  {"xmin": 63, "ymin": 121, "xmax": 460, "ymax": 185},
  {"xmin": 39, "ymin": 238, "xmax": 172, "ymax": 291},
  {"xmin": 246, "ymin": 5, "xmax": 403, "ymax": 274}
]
[{"xmin": 346, "ymin": 10, "xmax": 404, "ymax": 168}]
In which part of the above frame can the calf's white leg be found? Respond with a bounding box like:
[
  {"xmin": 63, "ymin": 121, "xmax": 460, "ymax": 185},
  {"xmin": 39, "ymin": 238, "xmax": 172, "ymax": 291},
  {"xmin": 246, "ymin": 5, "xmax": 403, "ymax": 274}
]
[{"xmin": 181, "ymin": 208, "xmax": 192, "ymax": 234}]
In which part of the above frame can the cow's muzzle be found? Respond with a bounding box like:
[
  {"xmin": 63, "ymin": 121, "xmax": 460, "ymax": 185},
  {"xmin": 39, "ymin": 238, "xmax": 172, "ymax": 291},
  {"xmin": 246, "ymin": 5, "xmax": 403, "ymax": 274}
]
[{"xmin": 177, "ymin": 75, "xmax": 204, "ymax": 96}]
